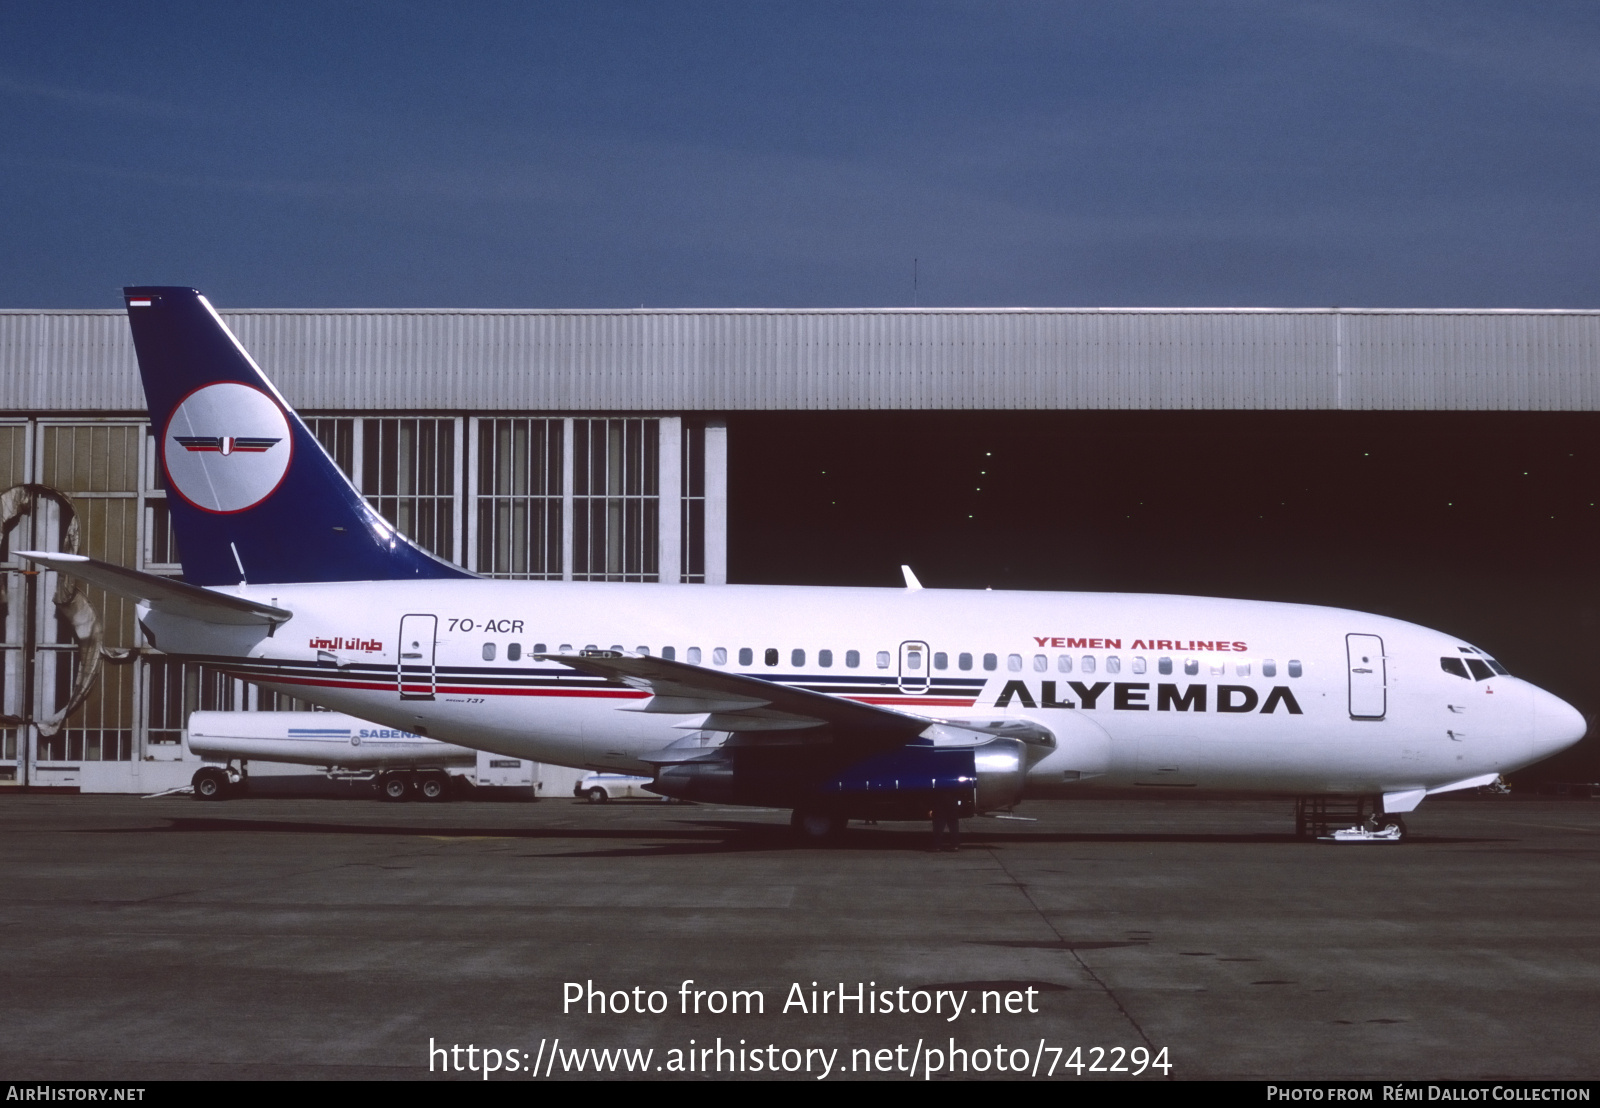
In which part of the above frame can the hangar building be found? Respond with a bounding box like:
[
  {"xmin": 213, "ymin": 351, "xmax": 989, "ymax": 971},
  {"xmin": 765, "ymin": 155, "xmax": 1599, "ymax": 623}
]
[{"xmin": 0, "ymin": 304, "xmax": 1597, "ymax": 792}]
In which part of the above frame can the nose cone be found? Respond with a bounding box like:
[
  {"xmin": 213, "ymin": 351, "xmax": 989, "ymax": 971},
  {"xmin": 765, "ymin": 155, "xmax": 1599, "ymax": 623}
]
[{"xmin": 1532, "ymin": 687, "xmax": 1588, "ymax": 760}]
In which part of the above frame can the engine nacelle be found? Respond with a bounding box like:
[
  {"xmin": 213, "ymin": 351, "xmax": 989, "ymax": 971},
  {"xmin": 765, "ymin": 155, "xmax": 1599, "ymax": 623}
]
[
  {"xmin": 650, "ymin": 757, "xmax": 736, "ymax": 803},
  {"xmin": 972, "ymin": 737, "xmax": 1029, "ymax": 812},
  {"xmin": 819, "ymin": 736, "xmax": 1029, "ymax": 817},
  {"xmin": 649, "ymin": 736, "xmax": 1029, "ymax": 818}
]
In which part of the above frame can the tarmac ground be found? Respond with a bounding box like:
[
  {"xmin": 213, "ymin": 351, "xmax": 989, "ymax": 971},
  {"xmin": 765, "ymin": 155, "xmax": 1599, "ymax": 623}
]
[{"xmin": 1, "ymin": 791, "xmax": 1597, "ymax": 1081}]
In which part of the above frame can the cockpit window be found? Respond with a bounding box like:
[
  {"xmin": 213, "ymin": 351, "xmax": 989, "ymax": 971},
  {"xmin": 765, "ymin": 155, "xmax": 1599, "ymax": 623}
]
[
  {"xmin": 1444, "ymin": 655, "xmax": 1501, "ymax": 681},
  {"xmin": 1458, "ymin": 645, "xmax": 1510, "ymax": 677}
]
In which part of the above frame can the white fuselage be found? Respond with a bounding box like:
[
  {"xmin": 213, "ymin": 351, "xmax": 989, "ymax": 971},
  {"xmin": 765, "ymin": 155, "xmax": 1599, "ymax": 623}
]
[{"xmin": 140, "ymin": 581, "xmax": 1583, "ymax": 802}]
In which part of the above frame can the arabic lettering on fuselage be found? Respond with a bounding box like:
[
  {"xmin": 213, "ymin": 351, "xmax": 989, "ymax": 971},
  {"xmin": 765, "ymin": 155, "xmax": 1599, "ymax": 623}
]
[{"xmin": 307, "ymin": 636, "xmax": 383, "ymax": 652}]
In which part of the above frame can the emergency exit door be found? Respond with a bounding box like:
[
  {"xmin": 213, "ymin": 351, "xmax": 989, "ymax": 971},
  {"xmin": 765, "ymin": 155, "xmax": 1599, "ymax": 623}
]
[
  {"xmin": 398, "ymin": 614, "xmax": 438, "ymax": 701},
  {"xmin": 1346, "ymin": 633, "xmax": 1386, "ymax": 720}
]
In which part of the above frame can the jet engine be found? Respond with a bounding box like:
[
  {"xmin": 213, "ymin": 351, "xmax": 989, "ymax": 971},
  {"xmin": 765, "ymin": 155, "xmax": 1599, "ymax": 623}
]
[{"xmin": 647, "ymin": 732, "xmax": 1034, "ymax": 819}]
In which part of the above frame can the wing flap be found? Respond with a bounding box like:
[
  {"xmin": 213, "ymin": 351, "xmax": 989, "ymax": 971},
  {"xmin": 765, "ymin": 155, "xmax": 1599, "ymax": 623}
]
[
  {"xmin": 538, "ymin": 651, "xmax": 925, "ymax": 744},
  {"xmin": 624, "ymin": 694, "xmax": 772, "ymax": 714},
  {"xmin": 698, "ymin": 711, "xmax": 827, "ymax": 732}
]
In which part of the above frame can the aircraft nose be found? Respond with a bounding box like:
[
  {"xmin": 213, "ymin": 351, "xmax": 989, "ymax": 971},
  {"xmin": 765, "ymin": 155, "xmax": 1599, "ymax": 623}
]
[{"xmin": 1532, "ymin": 687, "xmax": 1587, "ymax": 758}]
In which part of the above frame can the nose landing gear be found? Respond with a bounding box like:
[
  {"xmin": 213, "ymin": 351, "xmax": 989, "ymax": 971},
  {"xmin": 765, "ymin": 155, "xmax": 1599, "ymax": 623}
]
[
  {"xmin": 1365, "ymin": 814, "xmax": 1407, "ymax": 839},
  {"xmin": 1294, "ymin": 796, "xmax": 1407, "ymax": 842}
]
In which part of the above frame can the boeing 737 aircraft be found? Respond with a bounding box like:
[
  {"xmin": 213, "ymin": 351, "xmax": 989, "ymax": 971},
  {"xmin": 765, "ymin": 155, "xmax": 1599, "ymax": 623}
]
[{"xmin": 16, "ymin": 288, "xmax": 1588, "ymax": 841}]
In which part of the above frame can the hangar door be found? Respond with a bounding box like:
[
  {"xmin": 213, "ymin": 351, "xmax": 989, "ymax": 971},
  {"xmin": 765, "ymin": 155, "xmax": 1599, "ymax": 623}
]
[{"xmin": 1346, "ymin": 634, "xmax": 1386, "ymax": 720}]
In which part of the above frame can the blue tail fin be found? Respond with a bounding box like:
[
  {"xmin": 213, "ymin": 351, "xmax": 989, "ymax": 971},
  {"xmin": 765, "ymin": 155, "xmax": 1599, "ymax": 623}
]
[{"xmin": 125, "ymin": 286, "xmax": 472, "ymax": 586}]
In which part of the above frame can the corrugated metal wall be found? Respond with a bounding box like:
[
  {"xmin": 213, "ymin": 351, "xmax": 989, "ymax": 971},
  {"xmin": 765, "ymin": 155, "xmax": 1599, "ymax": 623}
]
[{"xmin": 2, "ymin": 307, "xmax": 1598, "ymax": 413}]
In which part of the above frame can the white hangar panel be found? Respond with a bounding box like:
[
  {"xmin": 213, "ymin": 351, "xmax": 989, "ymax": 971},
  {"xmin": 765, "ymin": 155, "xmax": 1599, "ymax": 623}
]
[
  {"xmin": 0, "ymin": 312, "xmax": 143, "ymax": 411},
  {"xmin": 1340, "ymin": 311, "xmax": 1600, "ymax": 411},
  {"xmin": 1, "ymin": 306, "xmax": 1598, "ymax": 413}
]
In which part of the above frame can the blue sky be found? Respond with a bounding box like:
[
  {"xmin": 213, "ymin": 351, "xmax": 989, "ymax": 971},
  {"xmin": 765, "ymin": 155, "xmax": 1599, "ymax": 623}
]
[{"xmin": 2, "ymin": 1, "xmax": 1596, "ymax": 309}]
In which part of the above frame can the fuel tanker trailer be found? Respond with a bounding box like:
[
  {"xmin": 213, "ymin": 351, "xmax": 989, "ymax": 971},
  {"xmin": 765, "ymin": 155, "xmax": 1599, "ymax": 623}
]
[{"xmin": 186, "ymin": 711, "xmax": 481, "ymax": 801}]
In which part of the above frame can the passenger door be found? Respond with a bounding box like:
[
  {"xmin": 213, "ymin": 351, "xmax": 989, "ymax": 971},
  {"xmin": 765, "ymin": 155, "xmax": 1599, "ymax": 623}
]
[
  {"xmin": 398, "ymin": 614, "xmax": 438, "ymax": 701},
  {"xmin": 1346, "ymin": 633, "xmax": 1386, "ymax": 720}
]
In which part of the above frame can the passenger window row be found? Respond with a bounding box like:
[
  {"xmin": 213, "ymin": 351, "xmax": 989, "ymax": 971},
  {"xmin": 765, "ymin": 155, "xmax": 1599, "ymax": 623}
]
[
  {"xmin": 476, "ymin": 641, "xmax": 1303, "ymax": 679},
  {"xmin": 1003, "ymin": 653, "xmax": 1299, "ymax": 678},
  {"xmin": 477, "ymin": 641, "xmax": 892, "ymax": 668}
]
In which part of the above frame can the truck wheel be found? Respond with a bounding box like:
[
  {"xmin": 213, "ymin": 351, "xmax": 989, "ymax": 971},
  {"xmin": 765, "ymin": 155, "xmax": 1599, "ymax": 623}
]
[
  {"xmin": 192, "ymin": 767, "xmax": 230, "ymax": 801},
  {"xmin": 587, "ymin": 787, "xmax": 608, "ymax": 803},
  {"xmin": 418, "ymin": 772, "xmax": 448, "ymax": 801},
  {"xmin": 380, "ymin": 772, "xmax": 411, "ymax": 801}
]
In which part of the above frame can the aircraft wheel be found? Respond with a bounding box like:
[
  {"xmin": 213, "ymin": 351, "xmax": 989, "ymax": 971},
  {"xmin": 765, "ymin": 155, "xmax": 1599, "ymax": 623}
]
[
  {"xmin": 587, "ymin": 787, "xmax": 609, "ymax": 803},
  {"xmin": 192, "ymin": 767, "xmax": 231, "ymax": 801},
  {"xmin": 380, "ymin": 772, "xmax": 412, "ymax": 801},
  {"xmin": 790, "ymin": 808, "xmax": 845, "ymax": 844},
  {"xmin": 1369, "ymin": 814, "xmax": 1407, "ymax": 840},
  {"xmin": 417, "ymin": 772, "xmax": 449, "ymax": 802}
]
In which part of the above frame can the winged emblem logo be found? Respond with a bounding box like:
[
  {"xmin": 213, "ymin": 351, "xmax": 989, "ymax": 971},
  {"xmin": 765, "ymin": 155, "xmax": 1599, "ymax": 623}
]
[{"xmin": 173, "ymin": 436, "xmax": 282, "ymax": 456}]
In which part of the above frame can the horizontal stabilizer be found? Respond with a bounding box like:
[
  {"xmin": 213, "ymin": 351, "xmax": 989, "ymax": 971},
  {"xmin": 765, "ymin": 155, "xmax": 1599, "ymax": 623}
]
[{"xmin": 14, "ymin": 552, "xmax": 291, "ymax": 627}]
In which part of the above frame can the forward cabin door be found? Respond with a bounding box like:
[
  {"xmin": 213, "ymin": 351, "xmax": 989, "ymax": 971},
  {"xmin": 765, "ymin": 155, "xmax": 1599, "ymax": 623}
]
[
  {"xmin": 398, "ymin": 614, "xmax": 438, "ymax": 701},
  {"xmin": 1346, "ymin": 633, "xmax": 1386, "ymax": 720}
]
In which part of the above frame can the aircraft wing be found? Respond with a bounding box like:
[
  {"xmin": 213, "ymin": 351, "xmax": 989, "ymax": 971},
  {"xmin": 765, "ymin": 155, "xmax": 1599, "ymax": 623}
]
[
  {"xmin": 537, "ymin": 651, "xmax": 928, "ymax": 743},
  {"xmin": 13, "ymin": 552, "xmax": 291, "ymax": 627}
]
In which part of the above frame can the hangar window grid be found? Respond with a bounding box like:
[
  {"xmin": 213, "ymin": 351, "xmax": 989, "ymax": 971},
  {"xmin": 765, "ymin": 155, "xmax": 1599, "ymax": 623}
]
[
  {"xmin": 141, "ymin": 430, "xmax": 180, "ymax": 571},
  {"xmin": 681, "ymin": 421, "xmax": 706, "ymax": 583},
  {"xmin": 572, "ymin": 418, "xmax": 659, "ymax": 582},
  {"xmin": 309, "ymin": 415, "xmax": 470, "ymax": 567},
  {"xmin": 303, "ymin": 414, "xmax": 712, "ymax": 584},
  {"xmin": 474, "ymin": 417, "xmax": 563, "ymax": 580},
  {"xmin": 26, "ymin": 421, "xmax": 143, "ymax": 765},
  {"xmin": 362, "ymin": 418, "xmax": 459, "ymax": 564}
]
